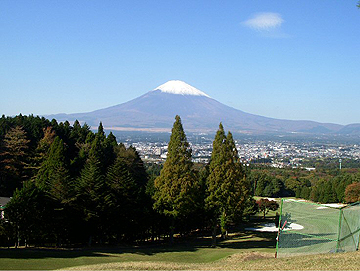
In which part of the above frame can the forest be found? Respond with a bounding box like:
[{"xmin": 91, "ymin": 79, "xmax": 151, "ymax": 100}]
[{"xmin": 0, "ymin": 114, "xmax": 359, "ymax": 248}]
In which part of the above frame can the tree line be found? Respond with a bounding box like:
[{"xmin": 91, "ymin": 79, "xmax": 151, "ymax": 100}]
[
  {"xmin": 248, "ymin": 167, "xmax": 360, "ymax": 203},
  {"xmin": 1, "ymin": 114, "xmax": 358, "ymax": 248},
  {"xmin": 0, "ymin": 114, "xmax": 255, "ymax": 247}
]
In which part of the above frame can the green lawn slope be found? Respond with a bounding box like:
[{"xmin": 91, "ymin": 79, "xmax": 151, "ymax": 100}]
[{"xmin": 1, "ymin": 230, "xmax": 359, "ymax": 270}]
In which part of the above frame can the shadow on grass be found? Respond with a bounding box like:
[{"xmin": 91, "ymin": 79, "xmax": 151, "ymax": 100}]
[
  {"xmin": 278, "ymin": 232, "xmax": 336, "ymax": 249},
  {"xmin": 0, "ymin": 229, "xmax": 277, "ymax": 259},
  {"xmin": 0, "ymin": 248, "xmax": 108, "ymax": 259},
  {"xmin": 217, "ymin": 231, "xmax": 277, "ymax": 250}
]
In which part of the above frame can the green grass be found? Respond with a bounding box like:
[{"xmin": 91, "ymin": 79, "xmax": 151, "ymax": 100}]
[
  {"xmin": 2, "ymin": 209, "xmax": 359, "ymax": 271},
  {"xmin": 78, "ymin": 250, "xmax": 359, "ymax": 270},
  {"xmin": 0, "ymin": 231, "xmax": 276, "ymax": 270},
  {"xmin": 277, "ymin": 199, "xmax": 354, "ymax": 256},
  {"xmin": 2, "ymin": 245, "xmax": 358, "ymax": 270},
  {"xmin": 1, "ymin": 229, "xmax": 359, "ymax": 270}
]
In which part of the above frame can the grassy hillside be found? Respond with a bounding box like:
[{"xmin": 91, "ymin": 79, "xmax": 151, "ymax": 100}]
[
  {"xmin": 1, "ymin": 230, "xmax": 359, "ymax": 270},
  {"xmin": 59, "ymin": 251, "xmax": 360, "ymax": 270}
]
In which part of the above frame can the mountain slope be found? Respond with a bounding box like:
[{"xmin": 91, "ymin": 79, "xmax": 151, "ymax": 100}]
[{"xmin": 50, "ymin": 80, "xmax": 345, "ymax": 134}]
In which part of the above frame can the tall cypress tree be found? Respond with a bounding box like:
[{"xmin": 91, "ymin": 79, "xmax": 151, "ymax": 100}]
[
  {"xmin": 206, "ymin": 123, "xmax": 250, "ymax": 247},
  {"xmin": 153, "ymin": 115, "xmax": 197, "ymax": 243}
]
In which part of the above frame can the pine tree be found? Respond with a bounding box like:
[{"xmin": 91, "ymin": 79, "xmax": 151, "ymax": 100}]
[
  {"xmin": 74, "ymin": 138, "xmax": 107, "ymax": 245},
  {"xmin": 116, "ymin": 145, "xmax": 148, "ymax": 187},
  {"xmin": 103, "ymin": 132, "xmax": 117, "ymax": 170},
  {"xmin": 205, "ymin": 123, "xmax": 251, "ymax": 246},
  {"xmin": 106, "ymin": 157, "xmax": 138, "ymax": 241},
  {"xmin": 33, "ymin": 136, "xmax": 74, "ymax": 245},
  {"xmin": 70, "ymin": 122, "xmax": 92, "ymax": 177},
  {"xmin": 96, "ymin": 122, "xmax": 106, "ymax": 142},
  {"xmin": 35, "ymin": 137, "xmax": 71, "ymax": 194},
  {"xmin": 153, "ymin": 115, "xmax": 197, "ymax": 243},
  {"xmin": 87, "ymin": 122, "xmax": 116, "ymax": 175},
  {"xmin": 5, "ymin": 181, "xmax": 48, "ymax": 248},
  {"xmin": 0, "ymin": 126, "xmax": 30, "ymax": 195},
  {"xmin": 37, "ymin": 127, "xmax": 56, "ymax": 157},
  {"xmin": 106, "ymin": 132, "xmax": 117, "ymax": 148},
  {"xmin": 31, "ymin": 127, "xmax": 56, "ymax": 175}
]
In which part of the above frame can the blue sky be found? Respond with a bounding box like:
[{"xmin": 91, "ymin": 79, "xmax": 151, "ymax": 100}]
[{"xmin": 1, "ymin": 1, "xmax": 359, "ymax": 125}]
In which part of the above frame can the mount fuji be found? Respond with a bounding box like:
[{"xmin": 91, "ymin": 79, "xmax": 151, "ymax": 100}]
[{"xmin": 50, "ymin": 80, "xmax": 355, "ymax": 134}]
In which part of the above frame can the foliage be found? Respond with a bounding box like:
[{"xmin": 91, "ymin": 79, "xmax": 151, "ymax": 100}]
[
  {"xmin": 205, "ymin": 123, "xmax": 251, "ymax": 245},
  {"xmin": 309, "ymin": 174, "xmax": 354, "ymax": 203},
  {"xmin": 0, "ymin": 126, "xmax": 30, "ymax": 196},
  {"xmin": 75, "ymin": 154, "xmax": 106, "ymax": 244},
  {"xmin": 249, "ymin": 167, "xmax": 360, "ymax": 204},
  {"xmin": 0, "ymin": 116, "xmax": 155, "ymax": 247},
  {"xmin": 301, "ymin": 157, "xmax": 360, "ymax": 170},
  {"xmin": 344, "ymin": 182, "xmax": 360, "ymax": 203},
  {"xmin": 2, "ymin": 114, "xmax": 360, "ymax": 248},
  {"xmin": 153, "ymin": 115, "xmax": 198, "ymax": 243},
  {"xmin": 5, "ymin": 181, "xmax": 51, "ymax": 247},
  {"xmin": 256, "ymin": 199, "xmax": 279, "ymax": 219}
]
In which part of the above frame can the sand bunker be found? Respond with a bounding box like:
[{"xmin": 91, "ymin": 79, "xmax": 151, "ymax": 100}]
[
  {"xmin": 245, "ymin": 222, "xmax": 304, "ymax": 232},
  {"xmin": 285, "ymin": 199, "xmax": 306, "ymax": 202},
  {"xmin": 316, "ymin": 203, "xmax": 345, "ymax": 209}
]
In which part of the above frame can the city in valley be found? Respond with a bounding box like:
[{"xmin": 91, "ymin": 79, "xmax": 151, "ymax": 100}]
[{"xmin": 117, "ymin": 131, "xmax": 360, "ymax": 168}]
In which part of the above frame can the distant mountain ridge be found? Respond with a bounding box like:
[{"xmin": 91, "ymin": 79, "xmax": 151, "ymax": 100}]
[{"xmin": 49, "ymin": 80, "xmax": 359, "ymax": 135}]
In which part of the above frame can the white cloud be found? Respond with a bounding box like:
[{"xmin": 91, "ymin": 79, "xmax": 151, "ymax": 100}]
[{"xmin": 243, "ymin": 12, "xmax": 284, "ymax": 31}]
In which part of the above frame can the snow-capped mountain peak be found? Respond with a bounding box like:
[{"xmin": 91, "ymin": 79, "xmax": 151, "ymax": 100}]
[{"xmin": 153, "ymin": 80, "xmax": 210, "ymax": 97}]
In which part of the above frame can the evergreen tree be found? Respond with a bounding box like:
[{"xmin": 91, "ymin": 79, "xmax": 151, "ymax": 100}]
[
  {"xmin": 253, "ymin": 173, "xmax": 266, "ymax": 196},
  {"xmin": 35, "ymin": 137, "xmax": 71, "ymax": 194},
  {"xmin": 300, "ymin": 186, "xmax": 311, "ymax": 199},
  {"xmin": 87, "ymin": 122, "xmax": 116, "ymax": 175},
  {"xmin": 96, "ymin": 122, "xmax": 106, "ymax": 142},
  {"xmin": 252, "ymin": 172, "xmax": 282, "ymax": 198},
  {"xmin": 5, "ymin": 181, "xmax": 49, "ymax": 247},
  {"xmin": 70, "ymin": 123, "xmax": 92, "ymax": 177},
  {"xmin": 106, "ymin": 132, "xmax": 117, "ymax": 148},
  {"xmin": 36, "ymin": 127, "xmax": 56, "ymax": 161},
  {"xmin": 0, "ymin": 138, "xmax": 4, "ymax": 196},
  {"xmin": 74, "ymin": 139, "xmax": 107, "ymax": 245},
  {"xmin": 205, "ymin": 123, "xmax": 251, "ymax": 246},
  {"xmin": 116, "ymin": 145, "xmax": 148, "ymax": 187},
  {"xmin": 310, "ymin": 184, "xmax": 321, "ymax": 202},
  {"xmin": 114, "ymin": 144, "xmax": 151, "ymax": 239},
  {"xmin": 103, "ymin": 131, "xmax": 117, "ymax": 170},
  {"xmin": 334, "ymin": 174, "xmax": 353, "ymax": 202},
  {"xmin": 106, "ymin": 157, "xmax": 139, "ymax": 241},
  {"xmin": 153, "ymin": 115, "xmax": 198, "ymax": 244},
  {"xmin": 34, "ymin": 136, "xmax": 73, "ymax": 245},
  {"xmin": 0, "ymin": 126, "xmax": 30, "ymax": 195}
]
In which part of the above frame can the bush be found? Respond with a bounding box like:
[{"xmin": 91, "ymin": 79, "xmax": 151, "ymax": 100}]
[{"xmin": 344, "ymin": 182, "xmax": 360, "ymax": 203}]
